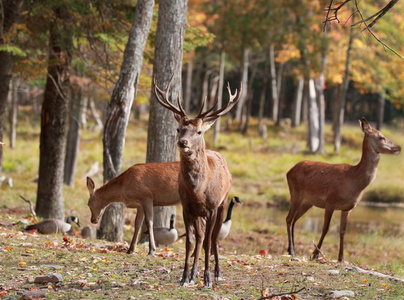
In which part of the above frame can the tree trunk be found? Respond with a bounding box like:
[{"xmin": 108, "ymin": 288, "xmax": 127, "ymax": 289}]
[
  {"xmin": 376, "ymin": 93, "xmax": 385, "ymax": 130},
  {"xmin": 315, "ymin": 54, "xmax": 327, "ymax": 154},
  {"xmin": 292, "ymin": 77, "xmax": 304, "ymax": 127},
  {"xmin": 241, "ymin": 61, "xmax": 258, "ymax": 134},
  {"xmin": 213, "ymin": 50, "xmax": 225, "ymax": 145},
  {"xmin": 183, "ymin": 50, "xmax": 193, "ymax": 112},
  {"xmin": 334, "ymin": 14, "xmax": 354, "ymax": 152},
  {"xmin": 36, "ymin": 5, "xmax": 72, "ymax": 220},
  {"xmin": 64, "ymin": 84, "xmax": 83, "ymax": 187},
  {"xmin": 98, "ymin": 0, "xmax": 154, "ymax": 242},
  {"xmin": 235, "ymin": 47, "xmax": 249, "ymax": 122},
  {"xmin": 144, "ymin": 0, "xmax": 188, "ymax": 239},
  {"xmin": 8, "ymin": 77, "xmax": 18, "ymax": 148},
  {"xmin": 0, "ymin": 0, "xmax": 24, "ymax": 174},
  {"xmin": 258, "ymin": 46, "xmax": 270, "ymax": 135},
  {"xmin": 269, "ymin": 44, "xmax": 279, "ymax": 123},
  {"xmin": 307, "ymin": 78, "xmax": 319, "ymax": 153}
]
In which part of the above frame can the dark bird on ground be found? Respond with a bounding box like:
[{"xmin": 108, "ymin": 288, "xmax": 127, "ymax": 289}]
[
  {"xmin": 152, "ymin": 214, "xmax": 178, "ymax": 246},
  {"xmin": 219, "ymin": 196, "xmax": 242, "ymax": 240},
  {"xmin": 24, "ymin": 216, "xmax": 80, "ymax": 236}
]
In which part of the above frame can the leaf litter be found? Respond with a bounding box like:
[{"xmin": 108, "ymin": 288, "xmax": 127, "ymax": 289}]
[{"xmin": 1, "ymin": 214, "xmax": 403, "ymax": 299}]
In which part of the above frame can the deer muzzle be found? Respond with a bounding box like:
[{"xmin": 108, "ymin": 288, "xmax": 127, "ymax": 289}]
[{"xmin": 178, "ymin": 139, "xmax": 190, "ymax": 152}]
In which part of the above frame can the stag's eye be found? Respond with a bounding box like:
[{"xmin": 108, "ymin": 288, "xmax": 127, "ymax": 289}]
[
  {"xmin": 176, "ymin": 128, "xmax": 180, "ymax": 133},
  {"xmin": 197, "ymin": 131, "xmax": 202, "ymax": 135}
]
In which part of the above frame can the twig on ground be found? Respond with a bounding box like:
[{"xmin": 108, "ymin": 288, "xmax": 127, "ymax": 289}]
[
  {"xmin": 20, "ymin": 195, "xmax": 37, "ymax": 220},
  {"xmin": 258, "ymin": 287, "xmax": 306, "ymax": 300},
  {"xmin": 311, "ymin": 241, "xmax": 327, "ymax": 262}
]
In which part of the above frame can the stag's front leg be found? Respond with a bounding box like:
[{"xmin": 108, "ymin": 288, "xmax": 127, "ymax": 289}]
[
  {"xmin": 203, "ymin": 210, "xmax": 217, "ymax": 288},
  {"xmin": 127, "ymin": 207, "xmax": 144, "ymax": 254},
  {"xmin": 190, "ymin": 218, "xmax": 203, "ymax": 284},
  {"xmin": 181, "ymin": 212, "xmax": 193, "ymax": 286},
  {"xmin": 212, "ymin": 202, "xmax": 225, "ymax": 282}
]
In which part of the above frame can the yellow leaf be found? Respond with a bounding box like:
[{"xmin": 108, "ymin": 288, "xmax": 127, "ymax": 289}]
[
  {"xmin": 362, "ymin": 279, "xmax": 368, "ymax": 283},
  {"xmin": 19, "ymin": 261, "xmax": 26, "ymax": 267}
]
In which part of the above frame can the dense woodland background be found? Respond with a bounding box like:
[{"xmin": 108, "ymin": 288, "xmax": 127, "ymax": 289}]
[{"xmin": 0, "ymin": 0, "xmax": 403, "ymax": 241}]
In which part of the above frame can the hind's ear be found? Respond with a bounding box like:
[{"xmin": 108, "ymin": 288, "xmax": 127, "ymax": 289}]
[
  {"xmin": 359, "ymin": 117, "xmax": 372, "ymax": 133},
  {"xmin": 86, "ymin": 177, "xmax": 95, "ymax": 196}
]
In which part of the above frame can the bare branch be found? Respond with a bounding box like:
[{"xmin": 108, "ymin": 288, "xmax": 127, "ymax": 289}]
[
  {"xmin": 352, "ymin": 0, "xmax": 399, "ymax": 28},
  {"xmin": 353, "ymin": 0, "xmax": 403, "ymax": 58},
  {"xmin": 258, "ymin": 287, "xmax": 306, "ymax": 300},
  {"xmin": 323, "ymin": 0, "xmax": 352, "ymax": 30}
]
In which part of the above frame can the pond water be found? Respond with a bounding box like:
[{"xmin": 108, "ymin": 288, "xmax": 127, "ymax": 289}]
[{"xmin": 235, "ymin": 203, "xmax": 404, "ymax": 238}]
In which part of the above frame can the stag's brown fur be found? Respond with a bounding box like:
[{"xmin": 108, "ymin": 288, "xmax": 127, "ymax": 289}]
[{"xmin": 154, "ymin": 76, "xmax": 241, "ymax": 287}]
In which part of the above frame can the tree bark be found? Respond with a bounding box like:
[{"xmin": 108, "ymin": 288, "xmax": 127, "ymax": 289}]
[
  {"xmin": 8, "ymin": 77, "xmax": 18, "ymax": 148},
  {"xmin": 183, "ymin": 50, "xmax": 193, "ymax": 112},
  {"xmin": 315, "ymin": 54, "xmax": 327, "ymax": 154},
  {"xmin": 235, "ymin": 47, "xmax": 249, "ymax": 122},
  {"xmin": 376, "ymin": 93, "xmax": 385, "ymax": 130},
  {"xmin": 0, "ymin": 0, "xmax": 24, "ymax": 174},
  {"xmin": 307, "ymin": 78, "xmax": 319, "ymax": 153},
  {"xmin": 269, "ymin": 44, "xmax": 279, "ymax": 123},
  {"xmin": 64, "ymin": 84, "xmax": 83, "ymax": 187},
  {"xmin": 36, "ymin": 5, "xmax": 72, "ymax": 220},
  {"xmin": 258, "ymin": 46, "xmax": 270, "ymax": 135},
  {"xmin": 292, "ymin": 77, "xmax": 304, "ymax": 127},
  {"xmin": 98, "ymin": 0, "xmax": 154, "ymax": 242},
  {"xmin": 213, "ymin": 50, "xmax": 225, "ymax": 145},
  {"xmin": 334, "ymin": 14, "xmax": 354, "ymax": 152},
  {"xmin": 144, "ymin": 0, "xmax": 188, "ymax": 236}
]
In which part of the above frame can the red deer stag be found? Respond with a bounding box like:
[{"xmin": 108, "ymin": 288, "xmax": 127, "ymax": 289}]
[
  {"xmin": 286, "ymin": 118, "xmax": 401, "ymax": 262},
  {"xmin": 86, "ymin": 162, "xmax": 180, "ymax": 255},
  {"xmin": 154, "ymin": 76, "xmax": 241, "ymax": 287}
]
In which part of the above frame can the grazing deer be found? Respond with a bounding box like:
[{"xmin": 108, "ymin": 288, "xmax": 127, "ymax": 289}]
[
  {"xmin": 86, "ymin": 161, "xmax": 181, "ymax": 255},
  {"xmin": 154, "ymin": 76, "xmax": 241, "ymax": 287},
  {"xmin": 286, "ymin": 118, "xmax": 401, "ymax": 262}
]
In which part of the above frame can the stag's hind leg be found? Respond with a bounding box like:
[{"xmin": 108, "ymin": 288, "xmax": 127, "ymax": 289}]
[
  {"xmin": 211, "ymin": 202, "xmax": 225, "ymax": 282},
  {"xmin": 190, "ymin": 217, "xmax": 204, "ymax": 284},
  {"xmin": 203, "ymin": 210, "xmax": 218, "ymax": 288}
]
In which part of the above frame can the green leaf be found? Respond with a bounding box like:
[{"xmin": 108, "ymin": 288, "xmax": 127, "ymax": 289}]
[{"xmin": 0, "ymin": 44, "xmax": 27, "ymax": 57}]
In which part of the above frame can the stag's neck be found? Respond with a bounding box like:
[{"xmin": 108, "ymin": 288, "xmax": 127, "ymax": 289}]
[
  {"xmin": 355, "ymin": 135, "xmax": 380, "ymax": 187},
  {"xmin": 180, "ymin": 146, "xmax": 208, "ymax": 189}
]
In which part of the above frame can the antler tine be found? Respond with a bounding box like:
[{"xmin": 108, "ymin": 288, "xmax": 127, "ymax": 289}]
[
  {"xmin": 177, "ymin": 93, "xmax": 187, "ymax": 116},
  {"xmin": 153, "ymin": 75, "xmax": 185, "ymax": 116},
  {"xmin": 195, "ymin": 96, "xmax": 206, "ymax": 118},
  {"xmin": 203, "ymin": 82, "xmax": 242, "ymax": 122}
]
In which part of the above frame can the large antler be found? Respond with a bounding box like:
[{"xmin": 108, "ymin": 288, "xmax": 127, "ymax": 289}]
[
  {"xmin": 197, "ymin": 82, "xmax": 242, "ymax": 122},
  {"xmin": 153, "ymin": 75, "xmax": 186, "ymax": 118}
]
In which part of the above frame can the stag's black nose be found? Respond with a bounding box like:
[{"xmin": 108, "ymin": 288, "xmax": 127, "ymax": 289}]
[{"xmin": 178, "ymin": 139, "xmax": 188, "ymax": 148}]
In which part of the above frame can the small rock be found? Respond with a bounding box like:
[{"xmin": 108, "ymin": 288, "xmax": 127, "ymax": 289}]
[
  {"xmin": 34, "ymin": 273, "xmax": 63, "ymax": 284},
  {"xmin": 27, "ymin": 275, "xmax": 35, "ymax": 283},
  {"xmin": 306, "ymin": 276, "xmax": 315, "ymax": 281},
  {"xmin": 328, "ymin": 290, "xmax": 355, "ymax": 298},
  {"xmin": 328, "ymin": 269, "xmax": 340, "ymax": 275}
]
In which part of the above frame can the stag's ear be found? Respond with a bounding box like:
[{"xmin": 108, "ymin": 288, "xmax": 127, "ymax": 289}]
[
  {"xmin": 201, "ymin": 118, "xmax": 218, "ymax": 131},
  {"xmin": 86, "ymin": 177, "xmax": 95, "ymax": 196},
  {"xmin": 359, "ymin": 117, "xmax": 372, "ymax": 134}
]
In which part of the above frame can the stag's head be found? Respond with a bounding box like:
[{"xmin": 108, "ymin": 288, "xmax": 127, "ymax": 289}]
[
  {"xmin": 154, "ymin": 76, "xmax": 242, "ymax": 156},
  {"xmin": 86, "ymin": 177, "xmax": 105, "ymax": 224}
]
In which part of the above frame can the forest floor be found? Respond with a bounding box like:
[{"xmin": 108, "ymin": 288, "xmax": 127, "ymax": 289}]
[{"xmin": 1, "ymin": 209, "xmax": 404, "ymax": 300}]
